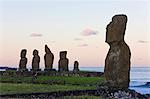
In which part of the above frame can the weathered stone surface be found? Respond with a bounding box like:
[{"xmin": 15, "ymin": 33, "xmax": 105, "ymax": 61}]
[
  {"xmin": 58, "ymin": 51, "xmax": 69, "ymax": 71},
  {"xmin": 44, "ymin": 45, "xmax": 54, "ymax": 71},
  {"xmin": 73, "ymin": 61, "xmax": 79, "ymax": 72},
  {"xmin": 1, "ymin": 87, "xmax": 148, "ymax": 99},
  {"xmin": 104, "ymin": 14, "xmax": 131, "ymax": 89},
  {"xmin": 19, "ymin": 49, "xmax": 28, "ymax": 71},
  {"xmin": 31, "ymin": 49, "xmax": 41, "ymax": 71},
  {"xmin": 106, "ymin": 15, "xmax": 127, "ymax": 43}
]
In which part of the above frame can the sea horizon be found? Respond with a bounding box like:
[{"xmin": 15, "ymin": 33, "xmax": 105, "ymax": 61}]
[{"xmin": 0, "ymin": 0, "xmax": 149, "ymax": 98}]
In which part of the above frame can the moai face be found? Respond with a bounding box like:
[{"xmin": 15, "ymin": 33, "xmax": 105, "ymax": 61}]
[
  {"xmin": 106, "ymin": 15, "xmax": 127, "ymax": 43},
  {"xmin": 20, "ymin": 49, "xmax": 27, "ymax": 58},
  {"xmin": 60, "ymin": 51, "xmax": 67, "ymax": 59},
  {"xmin": 45, "ymin": 45, "xmax": 51, "ymax": 54},
  {"xmin": 33, "ymin": 49, "xmax": 38, "ymax": 56}
]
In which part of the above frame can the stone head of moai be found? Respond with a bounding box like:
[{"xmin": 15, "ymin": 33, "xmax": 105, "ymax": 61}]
[
  {"xmin": 45, "ymin": 45, "xmax": 51, "ymax": 54},
  {"xmin": 106, "ymin": 14, "xmax": 127, "ymax": 44},
  {"xmin": 33, "ymin": 49, "xmax": 39, "ymax": 56},
  {"xmin": 60, "ymin": 51, "xmax": 67, "ymax": 59},
  {"xmin": 20, "ymin": 49, "xmax": 27, "ymax": 58}
]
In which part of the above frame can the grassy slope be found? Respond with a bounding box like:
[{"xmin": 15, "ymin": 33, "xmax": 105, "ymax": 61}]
[
  {"xmin": 0, "ymin": 83, "xmax": 94, "ymax": 95},
  {"xmin": 0, "ymin": 76, "xmax": 104, "ymax": 95},
  {"xmin": 0, "ymin": 76, "xmax": 104, "ymax": 85},
  {"xmin": 64, "ymin": 95, "xmax": 102, "ymax": 99}
]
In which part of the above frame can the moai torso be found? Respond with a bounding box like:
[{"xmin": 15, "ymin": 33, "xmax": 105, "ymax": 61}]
[
  {"xmin": 58, "ymin": 51, "xmax": 69, "ymax": 71},
  {"xmin": 32, "ymin": 50, "xmax": 40, "ymax": 70},
  {"xmin": 19, "ymin": 49, "xmax": 28, "ymax": 71},
  {"xmin": 73, "ymin": 61, "xmax": 79, "ymax": 72},
  {"xmin": 44, "ymin": 45, "xmax": 54, "ymax": 70},
  {"xmin": 104, "ymin": 15, "xmax": 131, "ymax": 89}
]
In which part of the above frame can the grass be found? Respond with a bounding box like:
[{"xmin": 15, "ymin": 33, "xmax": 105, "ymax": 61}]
[
  {"xmin": 0, "ymin": 75, "xmax": 104, "ymax": 95},
  {"xmin": 64, "ymin": 95, "xmax": 102, "ymax": 99},
  {"xmin": 0, "ymin": 75, "xmax": 104, "ymax": 86},
  {"xmin": 35, "ymin": 76, "xmax": 104, "ymax": 85},
  {"xmin": 0, "ymin": 83, "xmax": 95, "ymax": 95}
]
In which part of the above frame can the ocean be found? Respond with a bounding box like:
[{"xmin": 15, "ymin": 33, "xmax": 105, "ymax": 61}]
[
  {"xmin": 0, "ymin": 67, "xmax": 150, "ymax": 94},
  {"xmin": 78, "ymin": 67, "xmax": 150, "ymax": 94}
]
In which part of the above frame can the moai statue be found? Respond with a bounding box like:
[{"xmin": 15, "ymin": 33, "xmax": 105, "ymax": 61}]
[
  {"xmin": 44, "ymin": 45, "xmax": 54, "ymax": 71},
  {"xmin": 73, "ymin": 61, "xmax": 79, "ymax": 72},
  {"xmin": 31, "ymin": 49, "xmax": 41, "ymax": 71},
  {"xmin": 19, "ymin": 49, "xmax": 28, "ymax": 71},
  {"xmin": 58, "ymin": 51, "xmax": 69, "ymax": 72},
  {"xmin": 104, "ymin": 14, "xmax": 131, "ymax": 89}
]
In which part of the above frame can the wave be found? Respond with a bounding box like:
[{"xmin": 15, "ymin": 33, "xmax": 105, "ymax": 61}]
[{"xmin": 130, "ymin": 81, "xmax": 150, "ymax": 88}]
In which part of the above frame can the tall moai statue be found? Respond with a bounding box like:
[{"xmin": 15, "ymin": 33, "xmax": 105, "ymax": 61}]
[
  {"xmin": 31, "ymin": 49, "xmax": 41, "ymax": 71},
  {"xmin": 104, "ymin": 14, "xmax": 131, "ymax": 89},
  {"xmin": 19, "ymin": 49, "xmax": 28, "ymax": 71},
  {"xmin": 44, "ymin": 45, "xmax": 54, "ymax": 71},
  {"xmin": 73, "ymin": 61, "xmax": 79, "ymax": 72},
  {"xmin": 58, "ymin": 51, "xmax": 69, "ymax": 72}
]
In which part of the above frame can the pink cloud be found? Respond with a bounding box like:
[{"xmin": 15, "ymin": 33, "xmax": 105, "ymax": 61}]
[
  {"xmin": 74, "ymin": 38, "xmax": 83, "ymax": 41},
  {"xmin": 81, "ymin": 28, "xmax": 98, "ymax": 36},
  {"xmin": 78, "ymin": 44, "xmax": 88, "ymax": 47},
  {"xmin": 50, "ymin": 41, "xmax": 56, "ymax": 43},
  {"xmin": 30, "ymin": 33, "xmax": 43, "ymax": 37},
  {"xmin": 137, "ymin": 40, "xmax": 149, "ymax": 43}
]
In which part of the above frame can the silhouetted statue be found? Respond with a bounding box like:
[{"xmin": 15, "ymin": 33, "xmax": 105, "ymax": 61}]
[
  {"xmin": 44, "ymin": 45, "xmax": 54, "ymax": 71},
  {"xmin": 31, "ymin": 49, "xmax": 41, "ymax": 71},
  {"xmin": 73, "ymin": 61, "xmax": 79, "ymax": 72},
  {"xmin": 58, "ymin": 51, "xmax": 69, "ymax": 71},
  {"xmin": 19, "ymin": 49, "xmax": 28, "ymax": 71},
  {"xmin": 104, "ymin": 14, "xmax": 131, "ymax": 89}
]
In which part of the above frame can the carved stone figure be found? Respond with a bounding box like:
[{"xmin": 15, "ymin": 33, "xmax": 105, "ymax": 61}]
[
  {"xmin": 44, "ymin": 45, "xmax": 54, "ymax": 71},
  {"xmin": 104, "ymin": 14, "xmax": 131, "ymax": 89},
  {"xmin": 73, "ymin": 61, "xmax": 79, "ymax": 72},
  {"xmin": 58, "ymin": 51, "xmax": 69, "ymax": 71},
  {"xmin": 19, "ymin": 49, "xmax": 28, "ymax": 71},
  {"xmin": 31, "ymin": 49, "xmax": 41, "ymax": 71}
]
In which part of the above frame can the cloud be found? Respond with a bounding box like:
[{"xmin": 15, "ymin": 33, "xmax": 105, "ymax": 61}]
[
  {"xmin": 137, "ymin": 40, "xmax": 149, "ymax": 43},
  {"xmin": 74, "ymin": 38, "xmax": 83, "ymax": 41},
  {"xmin": 78, "ymin": 44, "xmax": 88, "ymax": 47},
  {"xmin": 30, "ymin": 33, "xmax": 43, "ymax": 37},
  {"xmin": 81, "ymin": 28, "xmax": 99, "ymax": 36},
  {"xmin": 50, "ymin": 41, "xmax": 56, "ymax": 43}
]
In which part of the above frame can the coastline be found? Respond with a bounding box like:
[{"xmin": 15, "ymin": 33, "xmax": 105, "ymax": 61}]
[
  {"xmin": 0, "ymin": 87, "xmax": 149, "ymax": 98},
  {"xmin": 0, "ymin": 66, "xmax": 150, "ymax": 95}
]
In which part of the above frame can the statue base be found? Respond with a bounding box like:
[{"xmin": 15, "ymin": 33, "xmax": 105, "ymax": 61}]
[
  {"xmin": 44, "ymin": 69, "xmax": 56, "ymax": 71},
  {"xmin": 30, "ymin": 69, "xmax": 41, "ymax": 71},
  {"xmin": 73, "ymin": 69, "xmax": 80, "ymax": 73},
  {"xmin": 18, "ymin": 69, "xmax": 28, "ymax": 72}
]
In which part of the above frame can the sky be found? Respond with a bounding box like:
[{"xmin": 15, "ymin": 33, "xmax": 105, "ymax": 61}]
[{"xmin": 0, "ymin": 0, "xmax": 150, "ymax": 68}]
